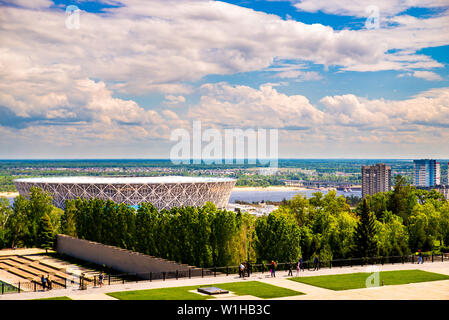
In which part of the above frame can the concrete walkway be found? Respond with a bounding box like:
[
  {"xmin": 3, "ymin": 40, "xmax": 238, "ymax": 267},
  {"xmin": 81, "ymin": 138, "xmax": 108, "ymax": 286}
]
[
  {"xmin": 1, "ymin": 261, "xmax": 449, "ymax": 300},
  {"xmin": 0, "ymin": 248, "xmax": 49, "ymax": 257}
]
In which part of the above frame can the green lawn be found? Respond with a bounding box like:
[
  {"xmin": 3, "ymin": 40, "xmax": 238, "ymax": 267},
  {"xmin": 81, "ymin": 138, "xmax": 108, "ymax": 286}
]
[
  {"xmin": 33, "ymin": 296, "xmax": 72, "ymax": 300},
  {"xmin": 289, "ymin": 269, "xmax": 449, "ymax": 291},
  {"xmin": 107, "ymin": 281, "xmax": 304, "ymax": 300}
]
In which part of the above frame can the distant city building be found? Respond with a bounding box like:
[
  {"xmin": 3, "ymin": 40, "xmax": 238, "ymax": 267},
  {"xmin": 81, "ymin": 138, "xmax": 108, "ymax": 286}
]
[
  {"xmin": 361, "ymin": 163, "xmax": 391, "ymax": 198},
  {"xmin": 413, "ymin": 159, "xmax": 440, "ymax": 187}
]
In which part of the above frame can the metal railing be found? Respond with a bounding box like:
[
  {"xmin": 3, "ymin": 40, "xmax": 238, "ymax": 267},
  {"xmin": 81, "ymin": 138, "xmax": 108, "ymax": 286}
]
[{"xmin": 1, "ymin": 253, "xmax": 448, "ymax": 295}]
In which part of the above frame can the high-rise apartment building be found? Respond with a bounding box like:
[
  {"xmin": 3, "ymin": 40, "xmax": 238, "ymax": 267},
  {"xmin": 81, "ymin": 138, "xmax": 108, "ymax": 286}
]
[
  {"xmin": 413, "ymin": 159, "xmax": 440, "ymax": 187},
  {"xmin": 361, "ymin": 163, "xmax": 391, "ymax": 198}
]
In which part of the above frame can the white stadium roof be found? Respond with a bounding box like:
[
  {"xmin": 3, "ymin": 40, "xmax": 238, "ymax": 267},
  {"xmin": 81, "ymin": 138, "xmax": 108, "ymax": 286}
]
[{"xmin": 14, "ymin": 176, "xmax": 236, "ymax": 184}]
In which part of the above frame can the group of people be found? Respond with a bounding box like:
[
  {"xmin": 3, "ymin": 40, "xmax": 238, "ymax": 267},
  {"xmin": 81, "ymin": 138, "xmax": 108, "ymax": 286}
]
[
  {"xmin": 239, "ymin": 261, "xmax": 252, "ymax": 278},
  {"xmin": 280, "ymin": 255, "xmax": 322, "ymax": 278},
  {"xmin": 286, "ymin": 257, "xmax": 303, "ymax": 277},
  {"xmin": 40, "ymin": 274, "xmax": 52, "ymax": 291}
]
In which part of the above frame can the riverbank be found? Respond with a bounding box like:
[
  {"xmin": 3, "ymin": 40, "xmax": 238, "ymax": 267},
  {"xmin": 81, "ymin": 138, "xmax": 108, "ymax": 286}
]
[
  {"xmin": 232, "ymin": 186, "xmax": 329, "ymax": 192},
  {"xmin": 0, "ymin": 192, "xmax": 19, "ymax": 198}
]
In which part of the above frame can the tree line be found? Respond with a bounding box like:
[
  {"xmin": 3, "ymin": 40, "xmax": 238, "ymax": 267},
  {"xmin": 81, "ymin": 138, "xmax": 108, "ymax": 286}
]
[
  {"xmin": 1, "ymin": 175, "xmax": 449, "ymax": 268},
  {"xmin": 61, "ymin": 198, "xmax": 256, "ymax": 268}
]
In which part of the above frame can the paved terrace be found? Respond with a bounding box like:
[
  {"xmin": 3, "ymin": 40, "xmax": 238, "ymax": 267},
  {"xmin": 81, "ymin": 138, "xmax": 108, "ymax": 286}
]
[{"xmin": 1, "ymin": 260, "xmax": 449, "ymax": 300}]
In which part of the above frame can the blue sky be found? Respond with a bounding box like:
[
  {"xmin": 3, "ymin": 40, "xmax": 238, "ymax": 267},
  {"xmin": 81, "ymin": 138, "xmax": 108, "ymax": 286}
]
[{"xmin": 1, "ymin": 0, "xmax": 449, "ymax": 159}]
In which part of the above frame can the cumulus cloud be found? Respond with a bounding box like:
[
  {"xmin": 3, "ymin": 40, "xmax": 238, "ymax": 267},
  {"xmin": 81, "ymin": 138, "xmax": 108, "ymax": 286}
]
[
  {"xmin": 412, "ymin": 71, "xmax": 443, "ymax": 81},
  {"xmin": 268, "ymin": 63, "xmax": 323, "ymax": 81},
  {"xmin": 292, "ymin": 0, "xmax": 449, "ymax": 17},
  {"xmin": 320, "ymin": 87, "xmax": 449, "ymax": 130},
  {"xmin": 1, "ymin": 0, "xmax": 446, "ymax": 99},
  {"xmin": 164, "ymin": 95, "xmax": 186, "ymax": 105},
  {"xmin": 188, "ymin": 82, "xmax": 324, "ymax": 129},
  {"xmin": 186, "ymin": 83, "xmax": 449, "ymax": 154},
  {"xmin": 398, "ymin": 70, "xmax": 443, "ymax": 81}
]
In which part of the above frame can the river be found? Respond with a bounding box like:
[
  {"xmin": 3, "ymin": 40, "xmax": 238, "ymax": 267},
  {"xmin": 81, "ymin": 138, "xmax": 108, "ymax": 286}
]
[{"xmin": 229, "ymin": 189, "xmax": 361, "ymax": 203}]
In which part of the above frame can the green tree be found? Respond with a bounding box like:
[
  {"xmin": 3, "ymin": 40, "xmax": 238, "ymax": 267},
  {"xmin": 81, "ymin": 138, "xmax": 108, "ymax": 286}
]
[
  {"xmin": 255, "ymin": 211, "xmax": 301, "ymax": 263},
  {"xmin": 408, "ymin": 203, "xmax": 439, "ymax": 251},
  {"xmin": 26, "ymin": 187, "xmax": 55, "ymax": 246},
  {"xmin": 387, "ymin": 175, "xmax": 416, "ymax": 225},
  {"xmin": 415, "ymin": 188, "xmax": 445, "ymax": 205},
  {"xmin": 38, "ymin": 213, "xmax": 55, "ymax": 252},
  {"xmin": 61, "ymin": 200, "xmax": 78, "ymax": 237},
  {"xmin": 352, "ymin": 199, "xmax": 378, "ymax": 257},
  {"xmin": 285, "ymin": 194, "xmax": 313, "ymax": 226},
  {"xmin": 0, "ymin": 197, "xmax": 13, "ymax": 248},
  {"xmin": 5, "ymin": 195, "xmax": 29, "ymax": 248},
  {"xmin": 376, "ymin": 211, "xmax": 409, "ymax": 256},
  {"xmin": 135, "ymin": 202, "xmax": 159, "ymax": 255},
  {"xmin": 439, "ymin": 202, "xmax": 449, "ymax": 246},
  {"xmin": 210, "ymin": 209, "xmax": 240, "ymax": 266},
  {"xmin": 366, "ymin": 192, "xmax": 390, "ymax": 220},
  {"xmin": 324, "ymin": 211, "xmax": 357, "ymax": 259}
]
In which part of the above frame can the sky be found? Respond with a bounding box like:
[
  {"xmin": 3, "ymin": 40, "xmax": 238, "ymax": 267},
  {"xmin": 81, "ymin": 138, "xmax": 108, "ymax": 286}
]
[{"xmin": 0, "ymin": 0, "xmax": 449, "ymax": 159}]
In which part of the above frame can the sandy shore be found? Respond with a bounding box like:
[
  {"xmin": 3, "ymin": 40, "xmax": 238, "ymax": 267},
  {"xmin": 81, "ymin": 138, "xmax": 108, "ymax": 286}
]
[
  {"xmin": 0, "ymin": 192, "xmax": 19, "ymax": 198},
  {"xmin": 232, "ymin": 186, "xmax": 324, "ymax": 192}
]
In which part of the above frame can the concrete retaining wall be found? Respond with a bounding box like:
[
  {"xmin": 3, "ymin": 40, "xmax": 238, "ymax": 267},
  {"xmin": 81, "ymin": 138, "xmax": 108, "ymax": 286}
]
[{"xmin": 56, "ymin": 234, "xmax": 191, "ymax": 277}]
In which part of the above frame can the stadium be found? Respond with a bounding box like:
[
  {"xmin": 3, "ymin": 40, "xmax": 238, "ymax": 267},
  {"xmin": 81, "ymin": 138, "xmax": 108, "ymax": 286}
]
[{"xmin": 14, "ymin": 176, "xmax": 236, "ymax": 210}]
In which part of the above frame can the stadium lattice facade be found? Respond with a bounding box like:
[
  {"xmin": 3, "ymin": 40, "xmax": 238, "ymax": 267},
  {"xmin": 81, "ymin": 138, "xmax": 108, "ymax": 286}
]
[{"xmin": 14, "ymin": 177, "xmax": 236, "ymax": 210}]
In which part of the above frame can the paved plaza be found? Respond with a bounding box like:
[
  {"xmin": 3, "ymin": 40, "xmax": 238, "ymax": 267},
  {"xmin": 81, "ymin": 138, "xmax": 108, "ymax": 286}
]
[{"xmin": 1, "ymin": 260, "xmax": 449, "ymax": 300}]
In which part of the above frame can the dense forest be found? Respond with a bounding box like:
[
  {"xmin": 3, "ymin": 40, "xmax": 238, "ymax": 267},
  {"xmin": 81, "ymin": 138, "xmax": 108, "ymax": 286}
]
[{"xmin": 1, "ymin": 175, "xmax": 449, "ymax": 268}]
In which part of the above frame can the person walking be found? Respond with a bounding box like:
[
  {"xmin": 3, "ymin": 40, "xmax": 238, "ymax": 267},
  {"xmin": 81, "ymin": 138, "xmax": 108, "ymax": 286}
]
[
  {"xmin": 299, "ymin": 256, "xmax": 304, "ymax": 271},
  {"xmin": 296, "ymin": 260, "xmax": 300, "ymax": 277},
  {"xmin": 99, "ymin": 271, "xmax": 104, "ymax": 287},
  {"xmin": 239, "ymin": 263, "xmax": 245, "ymax": 278},
  {"xmin": 418, "ymin": 250, "xmax": 423, "ymax": 264},
  {"xmin": 246, "ymin": 261, "xmax": 251, "ymax": 278},
  {"xmin": 46, "ymin": 274, "xmax": 52, "ymax": 290},
  {"xmin": 41, "ymin": 274, "xmax": 46, "ymax": 291},
  {"xmin": 288, "ymin": 262, "xmax": 293, "ymax": 276},
  {"xmin": 314, "ymin": 255, "xmax": 320, "ymax": 271},
  {"xmin": 270, "ymin": 261, "xmax": 276, "ymax": 278}
]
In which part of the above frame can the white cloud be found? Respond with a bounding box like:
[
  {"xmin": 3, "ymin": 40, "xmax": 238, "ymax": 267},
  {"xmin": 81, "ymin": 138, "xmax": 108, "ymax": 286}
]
[
  {"xmin": 164, "ymin": 95, "xmax": 186, "ymax": 105},
  {"xmin": 412, "ymin": 70, "xmax": 443, "ymax": 81},
  {"xmin": 269, "ymin": 64, "xmax": 323, "ymax": 81},
  {"xmin": 188, "ymin": 83, "xmax": 449, "ymax": 152},
  {"xmin": 188, "ymin": 82, "xmax": 324, "ymax": 129},
  {"xmin": 1, "ymin": 0, "xmax": 446, "ymax": 100},
  {"xmin": 293, "ymin": 0, "xmax": 449, "ymax": 17},
  {"xmin": 320, "ymin": 87, "xmax": 449, "ymax": 130},
  {"xmin": 398, "ymin": 70, "xmax": 443, "ymax": 81}
]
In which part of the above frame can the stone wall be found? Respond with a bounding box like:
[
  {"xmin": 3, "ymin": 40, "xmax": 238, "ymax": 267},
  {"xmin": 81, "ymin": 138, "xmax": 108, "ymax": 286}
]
[{"xmin": 56, "ymin": 234, "xmax": 192, "ymax": 278}]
